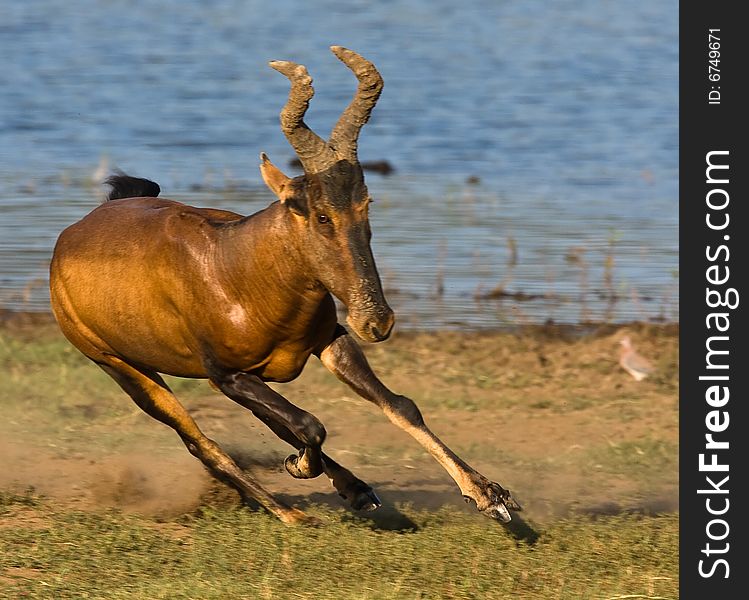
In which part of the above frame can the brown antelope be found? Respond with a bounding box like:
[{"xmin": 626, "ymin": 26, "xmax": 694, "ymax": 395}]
[{"xmin": 49, "ymin": 47, "xmax": 521, "ymax": 525}]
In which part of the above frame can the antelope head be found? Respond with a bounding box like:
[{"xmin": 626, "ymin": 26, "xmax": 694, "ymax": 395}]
[{"xmin": 261, "ymin": 46, "xmax": 394, "ymax": 343}]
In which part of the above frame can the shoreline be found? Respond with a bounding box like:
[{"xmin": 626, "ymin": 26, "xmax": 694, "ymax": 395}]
[{"xmin": 0, "ymin": 306, "xmax": 679, "ymax": 338}]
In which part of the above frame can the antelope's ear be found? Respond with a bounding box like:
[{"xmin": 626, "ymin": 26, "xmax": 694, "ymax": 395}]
[
  {"xmin": 260, "ymin": 152, "xmax": 309, "ymax": 216},
  {"xmin": 259, "ymin": 153, "xmax": 291, "ymax": 197}
]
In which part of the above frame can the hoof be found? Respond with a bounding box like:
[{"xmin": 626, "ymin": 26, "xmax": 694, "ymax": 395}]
[
  {"xmin": 351, "ymin": 487, "xmax": 382, "ymax": 512},
  {"xmin": 279, "ymin": 507, "xmax": 324, "ymax": 527},
  {"xmin": 339, "ymin": 481, "xmax": 382, "ymax": 512},
  {"xmin": 482, "ymin": 502, "xmax": 512, "ymax": 523},
  {"xmin": 297, "ymin": 514, "xmax": 324, "ymax": 527},
  {"xmin": 465, "ymin": 482, "xmax": 522, "ymax": 524}
]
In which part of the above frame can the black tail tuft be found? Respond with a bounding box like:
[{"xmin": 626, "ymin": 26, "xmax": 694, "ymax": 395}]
[{"xmin": 105, "ymin": 172, "xmax": 161, "ymax": 201}]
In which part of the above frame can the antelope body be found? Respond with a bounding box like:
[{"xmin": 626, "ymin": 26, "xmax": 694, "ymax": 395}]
[{"xmin": 50, "ymin": 47, "xmax": 520, "ymax": 524}]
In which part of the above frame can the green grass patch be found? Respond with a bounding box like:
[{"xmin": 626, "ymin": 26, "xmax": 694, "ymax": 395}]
[
  {"xmin": 0, "ymin": 328, "xmax": 213, "ymax": 438},
  {"xmin": 1, "ymin": 323, "xmax": 679, "ymax": 599},
  {"xmin": 0, "ymin": 499, "xmax": 678, "ymax": 599},
  {"xmin": 0, "ymin": 488, "xmax": 41, "ymax": 514},
  {"xmin": 586, "ymin": 438, "xmax": 678, "ymax": 484}
]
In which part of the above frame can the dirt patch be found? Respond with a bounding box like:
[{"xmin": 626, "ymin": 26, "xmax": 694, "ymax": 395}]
[
  {"xmin": 0, "ymin": 567, "xmax": 48, "ymax": 589},
  {"xmin": 0, "ymin": 439, "xmax": 211, "ymax": 517},
  {"xmin": 1, "ymin": 321, "xmax": 678, "ymax": 524}
]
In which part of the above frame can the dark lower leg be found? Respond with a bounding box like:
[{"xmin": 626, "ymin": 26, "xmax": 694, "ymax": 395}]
[
  {"xmin": 238, "ymin": 400, "xmax": 380, "ymax": 510},
  {"xmin": 209, "ymin": 370, "xmax": 326, "ymax": 479}
]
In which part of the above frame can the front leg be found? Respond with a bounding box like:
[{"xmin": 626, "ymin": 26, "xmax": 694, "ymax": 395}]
[{"xmin": 318, "ymin": 327, "xmax": 521, "ymax": 522}]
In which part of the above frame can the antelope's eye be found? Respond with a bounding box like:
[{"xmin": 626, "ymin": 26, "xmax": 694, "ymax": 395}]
[{"xmin": 317, "ymin": 214, "xmax": 330, "ymax": 224}]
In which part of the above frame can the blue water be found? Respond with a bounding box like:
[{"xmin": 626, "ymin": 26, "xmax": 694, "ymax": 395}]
[{"xmin": 0, "ymin": 0, "xmax": 678, "ymax": 327}]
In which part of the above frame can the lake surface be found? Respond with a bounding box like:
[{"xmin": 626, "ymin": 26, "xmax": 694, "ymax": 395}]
[{"xmin": 0, "ymin": 0, "xmax": 678, "ymax": 328}]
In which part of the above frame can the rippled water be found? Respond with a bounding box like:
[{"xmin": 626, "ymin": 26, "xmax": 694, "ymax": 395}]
[{"xmin": 0, "ymin": 0, "xmax": 678, "ymax": 327}]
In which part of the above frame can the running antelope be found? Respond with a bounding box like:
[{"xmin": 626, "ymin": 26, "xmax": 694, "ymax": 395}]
[{"xmin": 49, "ymin": 47, "xmax": 521, "ymax": 524}]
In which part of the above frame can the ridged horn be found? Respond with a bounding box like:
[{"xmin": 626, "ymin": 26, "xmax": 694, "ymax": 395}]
[
  {"xmin": 329, "ymin": 46, "xmax": 384, "ymax": 161},
  {"xmin": 268, "ymin": 60, "xmax": 335, "ymax": 174}
]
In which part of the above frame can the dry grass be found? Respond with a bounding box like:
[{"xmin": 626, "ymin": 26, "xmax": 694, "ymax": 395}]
[{"xmin": 0, "ymin": 319, "xmax": 679, "ymax": 599}]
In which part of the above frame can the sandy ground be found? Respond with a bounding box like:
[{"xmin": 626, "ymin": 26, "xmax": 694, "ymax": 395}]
[{"xmin": 0, "ymin": 318, "xmax": 678, "ymax": 526}]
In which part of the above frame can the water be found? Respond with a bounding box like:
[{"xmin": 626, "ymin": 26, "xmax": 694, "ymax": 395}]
[{"xmin": 0, "ymin": 0, "xmax": 678, "ymax": 328}]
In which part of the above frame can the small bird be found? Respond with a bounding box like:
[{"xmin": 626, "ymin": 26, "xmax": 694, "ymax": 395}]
[{"xmin": 618, "ymin": 336, "xmax": 655, "ymax": 381}]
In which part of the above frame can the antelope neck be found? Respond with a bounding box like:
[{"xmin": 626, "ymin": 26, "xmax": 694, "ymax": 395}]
[{"xmin": 216, "ymin": 203, "xmax": 326, "ymax": 306}]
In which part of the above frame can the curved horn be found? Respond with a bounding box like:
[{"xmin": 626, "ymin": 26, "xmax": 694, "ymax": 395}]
[
  {"xmin": 329, "ymin": 46, "xmax": 384, "ymax": 161},
  {"xmin": 269, "ymin": 60, "xmax": 334, "ymax": 174}
]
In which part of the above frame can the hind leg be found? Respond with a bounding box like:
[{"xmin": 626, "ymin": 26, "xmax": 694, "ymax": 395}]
[
  {"xmin": 98, "ymin": 356, "xmax": 317, "ymax": 525},
  {"xmin": 208, "ymin": 368, "xmax": 326, "ymax": 480},
  {"xmin": 237, "ymin": 401, "xmax": 381, "ymax": 511},
  {"xmin": 206, "ymin": 366, "xmax": 380, "ymax": 511},
  {"xmin": 208, "ymin": 368, "xmax": 380, "ymax": 511},
  {"xmin": 322, "ymin": 454, "xmax": 381, "ymax": 511}
]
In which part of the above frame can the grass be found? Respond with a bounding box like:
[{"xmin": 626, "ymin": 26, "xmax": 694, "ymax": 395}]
[
  {"xmin": 0, "ymin": 496, "xmax": 678, "ymax": 599},
  {"xmin": 1, "ymin": 319, "xmax": 679, "ymax": 599},
  {"xmin": 585, "ymin": 438, "xmax": 678, "ymax": 486}
]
